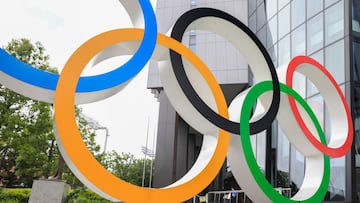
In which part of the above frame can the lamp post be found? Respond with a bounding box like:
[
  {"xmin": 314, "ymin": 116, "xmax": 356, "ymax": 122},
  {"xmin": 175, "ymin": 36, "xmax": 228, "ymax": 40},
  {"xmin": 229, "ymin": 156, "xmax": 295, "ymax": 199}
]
[
  {"xmin": 81, "ymin": 113, "xmax": 110, "ymax": 153},
  {"xmin": 141, "ymin": 146, "xmax": 155, "ymax": 187}
]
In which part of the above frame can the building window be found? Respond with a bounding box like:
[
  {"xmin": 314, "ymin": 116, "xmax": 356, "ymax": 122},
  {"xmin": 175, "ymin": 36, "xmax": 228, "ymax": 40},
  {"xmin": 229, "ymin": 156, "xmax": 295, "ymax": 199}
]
[
  {"xmin": 267, "ymin": 15, "xmax": 277, "ymax": 48},
  {"xmin": 276, "ymin": 127, "xmax": 290, "ymax": 188},
  {"xmin": 266, "ymin": 0, "xmax": 277, "ymax": 19},
  {"xmin": 307, "ymin": 0, "xmax": 323, "ymax": 19},
  {"xmin": 325, "ymin": 1, "xmax": 344, "ymax": 45},
  {"xmin": 307, "ymin": 13, "xmax": 324, "ymax": 54},
  {"xmin": 249, "ymin": 13, "xmax": 257, "ymax": 33},
  {"xmin": 353, "ymin": 0, "xmax": 360, "ymax": 32},
  {"xmin": 278, "ymin": 4, "xmax": 290, "ymax": 39},
  {"xmin": 278, "ymin": 0, "xmax": 290, "ymax": 11},
  {"xmin": 291, "ymin": 0, "xmax": 305, "ymax": 30},
  {"xmin": 353, "ymin": 41, "xmax": 360, "ymax": 82},
  {"xmin": 278, "ymin": 35, "xmax": 290, "ymax": 67},
  {"xmin": 249, "ymin": 0, "xmax": 257, "ymax": 15},
  {"xmin": 257, "ymin": 3, "xmax": 266, "ymax": 31},
  {"xmin": 291, "ymin": 24, "xmax": 306, "ymax": 57},
  {"xmin": 325, "ymin": 39, "xmax": 345, "ymax": 84}
]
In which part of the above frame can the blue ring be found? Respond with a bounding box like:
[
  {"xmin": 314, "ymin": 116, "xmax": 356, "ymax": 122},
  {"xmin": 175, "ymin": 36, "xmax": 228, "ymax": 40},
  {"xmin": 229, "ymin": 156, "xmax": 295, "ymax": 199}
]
[{"xmin": 0, "ymin": 0, "xmax": 157, "ymax": 92}]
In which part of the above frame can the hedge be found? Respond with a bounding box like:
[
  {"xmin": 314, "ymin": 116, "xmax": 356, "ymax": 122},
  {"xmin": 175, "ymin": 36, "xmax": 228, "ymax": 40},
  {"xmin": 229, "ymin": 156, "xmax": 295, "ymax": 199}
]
[
  {"xmin": 0, "ymin": 188, "xmax": 112, "ymax": 203},
  {"xmin": 0, "ymin": 188, "xmax": 31, "ymax": 203},
  {"xmin": 66, "ymin": 189, "xmax": 112, "ymax": 203}
]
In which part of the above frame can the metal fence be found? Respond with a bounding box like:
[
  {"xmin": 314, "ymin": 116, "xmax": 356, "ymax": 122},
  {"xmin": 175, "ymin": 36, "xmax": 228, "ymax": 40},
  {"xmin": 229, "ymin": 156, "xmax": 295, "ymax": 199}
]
[{"xmin": 193, "ymin": 188, "xmax": 291, "ymax": 203}]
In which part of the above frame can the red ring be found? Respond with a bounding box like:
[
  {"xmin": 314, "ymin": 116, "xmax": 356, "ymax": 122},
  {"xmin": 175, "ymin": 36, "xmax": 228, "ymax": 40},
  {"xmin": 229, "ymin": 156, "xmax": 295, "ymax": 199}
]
[{"xmin": 286, "ymin": 56, "xmax": 353, "ymax": 157}]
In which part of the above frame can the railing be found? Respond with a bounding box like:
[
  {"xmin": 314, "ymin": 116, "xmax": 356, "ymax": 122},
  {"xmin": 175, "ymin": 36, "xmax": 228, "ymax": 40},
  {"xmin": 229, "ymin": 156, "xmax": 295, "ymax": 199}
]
[{"xmin": 193, "ymin": 188, "xmax": 291, "ymax": 203}]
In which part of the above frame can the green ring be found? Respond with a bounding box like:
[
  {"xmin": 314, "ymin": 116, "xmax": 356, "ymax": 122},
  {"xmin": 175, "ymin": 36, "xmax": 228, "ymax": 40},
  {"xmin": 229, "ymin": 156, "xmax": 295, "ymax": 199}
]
[{"xmin": 240, "ymin": 81, "xmax": 330, "ymax": 202}]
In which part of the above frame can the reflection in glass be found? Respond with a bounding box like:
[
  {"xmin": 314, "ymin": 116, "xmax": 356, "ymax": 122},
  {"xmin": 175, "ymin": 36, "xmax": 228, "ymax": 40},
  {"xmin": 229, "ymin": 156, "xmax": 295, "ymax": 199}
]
[
  {"xmin": 307, "ymin": 13, "xmax": 324, "ymax": 54},
  {"xmin": 266, "ymin": 0, "xmax": 277, "ymax": 19},
  {"xmin": 353, "ymin": 41, "xmax": 360, "ymax": 82},
  {"xmin": 278, "ymin": 4, "xmax": 290, "ymax": 39},
  {"xmin": 327, "ymin": 157, "xmax": 346, "ymax": 201},
  {"xmin": 258, "ymin": 26, "xmax": 267, "ymax": 47},
  {"xmin": 278, "ymin": 35, "xmax": 290, "ymax": 67},
  {"xmin": 325, "ymin": 1, "xmax": 344, "ymax": 45},
  {"xmin": 277, "ymin": 126, "xmax": 290, "ymax": 188},
  {"xmin": 268, "ymin": 44, "xmax": 278, "ymax": 68},
  {"xmin": 354, "ymin": 86, "xmax": 360, "ymax": 197},
  {"xmin": 291, "ymin": 0, "xmax": 305, "ymax": 30},
  {"xmin": 278, "ymin": 0, "xmax": 290, "ymax": 10},
  {"xmin": 249, "ymin": 0, "xmax": 257, "ymax": 15},
  {"xmin": 307, "ymin": 0, "xmax": 323, "ymax": 19},
  {"xmin": 353, "ymin": 0, "xmax": 360, "ymax": 32},
  {"xmin": 249, "ymin": 13, "xmax": 257, "ymax": 33},
  {"xmin": 290, "ymin": 147, "xmax": 304, "ymax": 196},
  {"xmin": 257, "ymin": 2, "xmax": 266, "ymax": 31},
  {"xmin": 325, "ymin": 39, "xmax": 345, "ymax": 84},
  {"xmin": 291, "ymin": 24, "xmax": 306, "ymax": 56},
  {"xmin": 257, "ymin": 133, "xmax": 266, "ymax": 173},
  {"xmin": 325, "ymin": 0, "xmax": 340, "ymax": 8},
  {"xmin": 267, "ymin": 15, "xmax": 277, "ymax": 48}
]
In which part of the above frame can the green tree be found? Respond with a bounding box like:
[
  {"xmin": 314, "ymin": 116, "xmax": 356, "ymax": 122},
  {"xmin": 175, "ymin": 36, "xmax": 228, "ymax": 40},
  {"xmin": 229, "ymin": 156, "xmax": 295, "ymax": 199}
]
[
  {"xmin": 0, "ymin": 39, "xmax": 102, "ymax": 189},
  {"xmin": 0, "ymin": 39, "xmax": 57, "ymax": 187},
  {"xmin": 103, "ymin": 151, "xmax": 153, "ymax": 187},
  {"xmin": 60, "ymin": 108, "xmax": 102, "ymax": 188}
]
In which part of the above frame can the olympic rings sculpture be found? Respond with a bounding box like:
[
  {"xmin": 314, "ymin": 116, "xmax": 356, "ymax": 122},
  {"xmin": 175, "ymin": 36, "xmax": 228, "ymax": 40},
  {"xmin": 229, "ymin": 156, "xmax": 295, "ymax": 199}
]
[{"xmin": 0, "ymin": 0, "xmax": 353, "ymax": 202}]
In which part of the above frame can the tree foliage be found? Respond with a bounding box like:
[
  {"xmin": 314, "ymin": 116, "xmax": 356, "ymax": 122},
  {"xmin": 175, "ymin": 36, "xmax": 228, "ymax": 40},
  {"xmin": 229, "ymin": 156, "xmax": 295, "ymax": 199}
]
[
  {"xmin": 0, "ymin": 39, "xmax": 57, "ymax": 187},
  {"xmin": 0, "ymin": 39, "xmax": 154, "ymax": 193},
  {"xmin": 0, "ymin": 39, "xmax": 102, "ymax": 188},
  {"xmin": 102, "ymin": 151, "xmax": 153, "ymax": 187}
]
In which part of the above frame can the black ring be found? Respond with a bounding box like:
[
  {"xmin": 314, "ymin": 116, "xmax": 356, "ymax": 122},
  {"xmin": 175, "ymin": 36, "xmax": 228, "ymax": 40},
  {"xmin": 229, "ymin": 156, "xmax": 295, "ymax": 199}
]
[{"xmin": 169, "ymin": 8, "xmax": 280, "ymax": 135}]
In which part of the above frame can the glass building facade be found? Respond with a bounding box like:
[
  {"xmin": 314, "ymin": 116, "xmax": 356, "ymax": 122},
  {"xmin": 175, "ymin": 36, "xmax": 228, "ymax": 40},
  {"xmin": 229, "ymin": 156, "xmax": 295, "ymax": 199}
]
[
  {"xmin": 148, "ymin": 0, "xmax": 360, "ymax": 202},
  {"xmin": 249, "ymin": 0, "xmax": 353, "ymax": 201}
]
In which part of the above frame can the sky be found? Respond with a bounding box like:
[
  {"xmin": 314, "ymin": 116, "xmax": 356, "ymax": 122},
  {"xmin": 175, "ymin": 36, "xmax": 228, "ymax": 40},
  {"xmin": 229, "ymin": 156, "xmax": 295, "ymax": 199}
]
[{"xmin": 0, "ymin": 0, "xmax": 159, "ymax": 158}]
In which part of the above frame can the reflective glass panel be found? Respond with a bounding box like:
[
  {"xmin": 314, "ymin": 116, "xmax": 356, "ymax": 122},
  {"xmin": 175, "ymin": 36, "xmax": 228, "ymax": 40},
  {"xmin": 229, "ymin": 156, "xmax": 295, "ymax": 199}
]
[
  {"xmin": 353, "ymin": 41, "xmax": 360, "ymax": 82},
  {"xmin": 266, "ymin": 0, "xmax": 277, "ymax": 19},
  {"xmin": 307, "ymin": 13, "xmax": 324, "ymax": 54},
  {"xmin": 353, "ymin": 0, "xmax": 360, "ymax": 32},
  {"xmin": 278, "ymin": 35, "xmax": 290, "ymax": 67},
  {"xmin": 277, "ymin": 126, "xmax": 290, "ymax": 188},
  {"xmin": 325, "ymin": 39, "xmax": 345, "ymax": 84},
  {"xmin": 291, "ymin": 0, "xmax": 305, "ymax": 29},
  {"xmin": 325, "ymin": 1, "xmax": 344, "ymax": 45},
  {"xmin": 249, "ymin": 13, "xmax": 257, "ymax": 32},
  {"xmin": 267, "ymin": 15, "xmax": 277, "ymax": 47},
  {"xmin": 307, "ymin": 0, "xmax": 324, "ymax": 19},
  {"xmin": 291, "ymin": 24, "xmax": 306, "ymax": 56},
  {"xmin": 249, "ymin": 0, "xmax": 257, "ymax": 15},
  {"xmin": 278, "ymin": 4, "xmax": 290, "ymax": 39},
  {"xmin": 278, "ymin": 0, "xmax": 290, "ymax": 10},
  {"xmin": 290, "ymin": 147, "xmax": 304, "ymax": 195},
  {"xmin": 257, "ymin": 3, "xmax": 267, "ymax": 30},
  {"xmin": 326, "ymin": 157, "xmax": 346, "ymax": 201},
  {"xmin": 325, "ymin": 0, "xmax": 339, "ymax": 8}
]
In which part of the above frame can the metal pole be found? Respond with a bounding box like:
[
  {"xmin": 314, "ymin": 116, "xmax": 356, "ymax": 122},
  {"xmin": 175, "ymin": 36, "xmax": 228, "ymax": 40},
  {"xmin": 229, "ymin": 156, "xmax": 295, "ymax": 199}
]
[
  {"xmin": 103, "ymin": 128, "xmax": 109, "ymax": 153},
  {"xmin": 142, "ymin": 117, "xmax": 150, "ymax": 187},
  {"xmin": 148, "ymin": 119, "xmax": 157, "ymax": 187}
]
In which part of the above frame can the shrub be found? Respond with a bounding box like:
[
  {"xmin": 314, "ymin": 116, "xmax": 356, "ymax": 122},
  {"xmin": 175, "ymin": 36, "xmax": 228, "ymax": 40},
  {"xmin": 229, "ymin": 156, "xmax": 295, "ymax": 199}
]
[
  {"xmin": 66, "ymin": 189, "xmax": 112, "ymax": 203},
  {"xmin": 0, "ymin": 188, "xmax": 31, "ymax": 203}
]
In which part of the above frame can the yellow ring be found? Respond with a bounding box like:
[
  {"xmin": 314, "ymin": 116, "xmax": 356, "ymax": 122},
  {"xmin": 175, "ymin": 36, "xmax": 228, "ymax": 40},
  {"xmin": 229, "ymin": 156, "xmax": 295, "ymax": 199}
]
[{"xmin": 54, "ymin": 28, "xmax": 230, "ymax": 203}]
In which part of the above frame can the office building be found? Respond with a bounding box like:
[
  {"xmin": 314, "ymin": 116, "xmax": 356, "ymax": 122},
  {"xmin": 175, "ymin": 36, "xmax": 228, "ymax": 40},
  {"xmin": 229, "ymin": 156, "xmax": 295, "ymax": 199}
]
[{"xmin": 148, "ymin": 0, "xmax": 359, "ymax": 202}]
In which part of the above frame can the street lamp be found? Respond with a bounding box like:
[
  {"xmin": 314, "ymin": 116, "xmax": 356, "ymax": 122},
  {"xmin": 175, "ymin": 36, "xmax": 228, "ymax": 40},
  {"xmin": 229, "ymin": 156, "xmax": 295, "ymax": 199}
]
[
  {"xmin": 81, "ymin": 113, "xmax": 110, "ymax": 153},
  {"xmin": 141, "ymin": 146, "xmax": 155, "ymax": 188}
]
